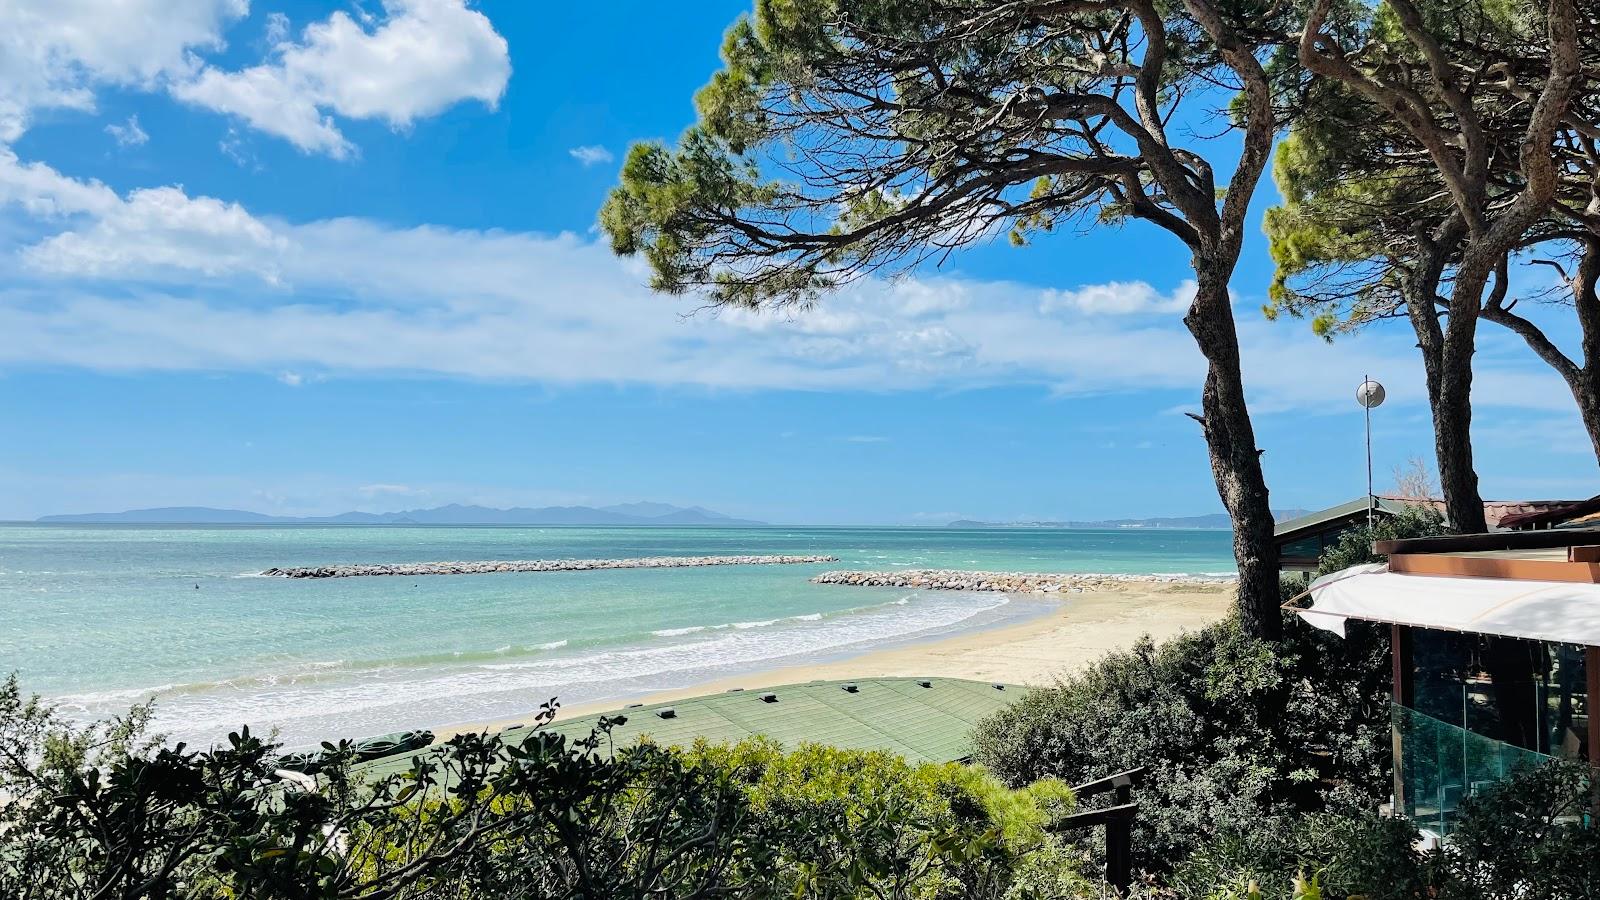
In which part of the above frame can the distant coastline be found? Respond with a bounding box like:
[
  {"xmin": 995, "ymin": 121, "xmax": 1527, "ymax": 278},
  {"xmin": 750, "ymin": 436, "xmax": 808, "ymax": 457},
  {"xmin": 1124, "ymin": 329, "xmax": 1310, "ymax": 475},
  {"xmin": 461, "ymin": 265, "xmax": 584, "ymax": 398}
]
[{"xmin": 24, "ymin": 505, "xmax": 1318, "ymax": 530}]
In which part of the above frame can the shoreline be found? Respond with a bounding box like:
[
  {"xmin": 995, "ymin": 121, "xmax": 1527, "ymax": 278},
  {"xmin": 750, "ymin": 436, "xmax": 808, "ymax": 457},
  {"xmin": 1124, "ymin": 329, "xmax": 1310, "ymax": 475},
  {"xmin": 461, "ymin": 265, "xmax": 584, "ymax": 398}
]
[{"xmin": 438, "ymin": 581, "xmax": 1234, "ymax": 739}]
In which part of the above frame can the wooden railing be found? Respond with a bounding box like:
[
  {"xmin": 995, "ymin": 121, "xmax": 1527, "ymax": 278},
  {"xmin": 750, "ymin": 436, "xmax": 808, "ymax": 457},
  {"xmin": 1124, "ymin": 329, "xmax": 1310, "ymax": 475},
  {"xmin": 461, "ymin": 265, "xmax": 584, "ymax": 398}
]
[{"xmin": 1052, "ymin": 766, "xmax": 1147, "ymax": 893}]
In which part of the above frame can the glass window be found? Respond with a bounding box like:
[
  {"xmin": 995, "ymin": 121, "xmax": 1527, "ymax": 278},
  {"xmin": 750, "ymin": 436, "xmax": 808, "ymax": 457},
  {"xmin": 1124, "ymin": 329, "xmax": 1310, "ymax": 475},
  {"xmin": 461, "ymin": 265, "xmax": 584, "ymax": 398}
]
[
  {"xmin": 1408, "ymin": 629, "xmax": 1587, "ymax": 759},
  {"xmin": 1397, "ymin": 628, "xmax": 1588, "ymax": 835}
]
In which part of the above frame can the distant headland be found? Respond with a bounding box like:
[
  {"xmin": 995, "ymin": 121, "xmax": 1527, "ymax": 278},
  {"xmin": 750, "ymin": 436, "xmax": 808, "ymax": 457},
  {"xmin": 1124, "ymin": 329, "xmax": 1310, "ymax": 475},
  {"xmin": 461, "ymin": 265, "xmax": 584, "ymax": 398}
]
[{"xmin": 35, "ymin": 502, "xmax": 767, "ymax": 527}]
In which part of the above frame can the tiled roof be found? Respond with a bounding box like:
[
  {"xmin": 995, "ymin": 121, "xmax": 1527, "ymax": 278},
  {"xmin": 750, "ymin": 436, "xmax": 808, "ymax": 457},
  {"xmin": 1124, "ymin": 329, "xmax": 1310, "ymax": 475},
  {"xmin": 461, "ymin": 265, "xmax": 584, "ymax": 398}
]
[
  {"xmin": 1373, "ymin": 495, "xmax": 1595, "ymax": 529},
  {"xmin": 1276, "ymin": 495, "xmax": 1595, "ymax": 540},
  {"xmin": 1492, "ymin": 494, "xmax": 1600, "ymax": 530}
]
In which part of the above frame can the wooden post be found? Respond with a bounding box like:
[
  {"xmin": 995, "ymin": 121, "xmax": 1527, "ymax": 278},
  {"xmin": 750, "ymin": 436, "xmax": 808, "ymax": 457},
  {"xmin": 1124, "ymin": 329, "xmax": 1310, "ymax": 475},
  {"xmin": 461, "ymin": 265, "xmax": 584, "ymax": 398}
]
[
  {"xmin": 1108, "ymin": 773, "xmax": 1134, "ymax": 893},
  {"xmin": 1391, "ymin": 624, "xmax": 1412, "ymax": 815},
  {"xmin": 1587, "ymin": 645, "xmax": 1599, "ymax": 817},
  {"xmin": 1057, "ymin": 768, "xmax": 1145, "ymax": 894}
]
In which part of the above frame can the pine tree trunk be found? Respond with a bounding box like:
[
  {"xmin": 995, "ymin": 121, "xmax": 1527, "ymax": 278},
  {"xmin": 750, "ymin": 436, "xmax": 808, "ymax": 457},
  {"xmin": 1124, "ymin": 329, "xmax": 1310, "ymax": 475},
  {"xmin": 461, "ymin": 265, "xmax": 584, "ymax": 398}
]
[
  {"xmin": 1405, "ymin": 232, "xmax": 1487, "ymax": 534},
  {"xmin": 1573, "ymin": 243, "xmax": 1600, "ymax": 466},
  {"xmin": 1575, "ymin": 381, "xmax": 1600, "ymax": 465},
  {"xmin": 1431, "ymin": 359, "xmax": 1487, "ymax": 533},
  {"xmin": 1435, "ymin": 246, "xmax": 1495, "ymax": 535},
  {"xmin": 1185, "ymin": 268, "xmax": 1281, "ymax": 641}
]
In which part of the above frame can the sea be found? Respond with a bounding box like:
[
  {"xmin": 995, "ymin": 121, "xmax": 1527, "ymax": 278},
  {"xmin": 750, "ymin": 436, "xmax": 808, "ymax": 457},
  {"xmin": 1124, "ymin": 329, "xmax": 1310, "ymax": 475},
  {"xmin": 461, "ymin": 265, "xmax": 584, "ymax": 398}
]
[{"xmin": 0, "ymin": 525, "xmax": 1235, "ymax": 748}]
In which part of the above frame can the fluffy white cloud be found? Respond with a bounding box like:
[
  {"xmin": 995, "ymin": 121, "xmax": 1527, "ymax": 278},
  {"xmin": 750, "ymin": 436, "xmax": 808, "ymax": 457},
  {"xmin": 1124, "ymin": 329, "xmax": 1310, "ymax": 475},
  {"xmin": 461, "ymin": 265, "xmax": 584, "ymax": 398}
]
[
  {"xmin": 0, "ymin": 149, "xmax": 119, "ymax": 217},
  {"xmin": 173, "ymin": 0, "xmax": 510, "ymax": 158},
  {"xmin": 1039, "ymin": 279, "xmax": 1197, "ymax": 315},
  {"xmin": 16, "ymin": 182, "xmax": 289, "ymax": 282},
  {"xmin": 0, "ymin": 0, "xmax": 246, "ymax": 141},
  {"xmin": 0, "ymin": 153, "xmax": 1574, "ymax": 416},
  {"xmin": 569, "ymin": 145, "xmax": 614, "ymax": 166}
]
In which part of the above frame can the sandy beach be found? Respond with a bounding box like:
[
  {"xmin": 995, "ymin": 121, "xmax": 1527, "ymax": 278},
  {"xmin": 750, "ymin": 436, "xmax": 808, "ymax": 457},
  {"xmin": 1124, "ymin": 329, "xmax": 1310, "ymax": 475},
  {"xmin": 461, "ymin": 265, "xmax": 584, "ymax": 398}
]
[{"xmin": 442, "ymin": 581, "xmax": 1234, "ymax": 737}]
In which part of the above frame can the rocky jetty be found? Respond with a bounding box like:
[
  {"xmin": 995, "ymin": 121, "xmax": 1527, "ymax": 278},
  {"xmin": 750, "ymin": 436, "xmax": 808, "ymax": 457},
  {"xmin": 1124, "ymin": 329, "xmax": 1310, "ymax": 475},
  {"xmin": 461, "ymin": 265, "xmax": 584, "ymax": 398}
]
[
  {"xmin": 812, "ymin": 569, "xmax": 1234, "ymax": 594},
  {"xmin": 262, "ymin": 554, "xmax": 839, "ymax": 579}
]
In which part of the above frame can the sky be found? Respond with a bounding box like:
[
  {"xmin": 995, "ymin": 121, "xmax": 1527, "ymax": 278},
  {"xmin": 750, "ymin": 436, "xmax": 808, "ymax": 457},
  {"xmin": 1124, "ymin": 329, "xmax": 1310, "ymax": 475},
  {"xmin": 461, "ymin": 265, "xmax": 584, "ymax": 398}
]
[{"xmin": 0, "ymin": 0, "xmax": 1591, "ymax": 524}]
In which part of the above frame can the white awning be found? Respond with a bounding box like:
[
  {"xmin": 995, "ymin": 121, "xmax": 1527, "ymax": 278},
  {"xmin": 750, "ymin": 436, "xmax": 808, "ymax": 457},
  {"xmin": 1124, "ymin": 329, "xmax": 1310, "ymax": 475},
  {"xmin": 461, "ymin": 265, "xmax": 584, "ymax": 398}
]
[{"xmin": 1298, "ymin": 563, "xmax": 1600, "ymax": 646}]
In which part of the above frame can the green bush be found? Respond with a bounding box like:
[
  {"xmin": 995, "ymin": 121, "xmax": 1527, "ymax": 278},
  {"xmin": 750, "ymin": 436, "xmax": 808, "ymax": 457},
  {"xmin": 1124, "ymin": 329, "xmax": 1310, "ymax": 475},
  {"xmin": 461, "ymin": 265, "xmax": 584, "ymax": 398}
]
[
  {"xmin": 1313, "ymin": 506, "xmax": 1450, "ymax": 576},
  {"xmin": 973, "ymin": 506, "xmax": 1449, "ymax": 874},
  {"xmin": 1169, "ymin": 808, "xmax": 1432, "ymax": 900},
  {"xmin": 971, "ymin": 614, "xmax": 1393, "ymax": 871},
  {"xmin": 1169, "ymin": 760, "xmax": 1600, "ymax": 900},
  {"xmin": 685, "ymin": 739, "xmax": 1088, "ymax": 899},
  {"xmin": 0, "ymin": 675, "xmax": 1091, "ymax": 900},
  {"xmin": 1442, "ymin": 759, "xmax": 1600, "ymax": 900}
]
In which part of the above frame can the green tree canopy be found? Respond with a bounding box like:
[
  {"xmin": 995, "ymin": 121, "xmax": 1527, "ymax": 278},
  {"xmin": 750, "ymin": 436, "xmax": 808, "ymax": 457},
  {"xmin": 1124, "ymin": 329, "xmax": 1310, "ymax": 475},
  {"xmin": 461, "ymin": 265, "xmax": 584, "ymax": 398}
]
[
  {"xmin": 602, "ymin": 0, "xmax": 1301, "ymax": 638},
  {"xmin": 1266, "ymin": 0, "xmax": 1584, "ymax": 529}
]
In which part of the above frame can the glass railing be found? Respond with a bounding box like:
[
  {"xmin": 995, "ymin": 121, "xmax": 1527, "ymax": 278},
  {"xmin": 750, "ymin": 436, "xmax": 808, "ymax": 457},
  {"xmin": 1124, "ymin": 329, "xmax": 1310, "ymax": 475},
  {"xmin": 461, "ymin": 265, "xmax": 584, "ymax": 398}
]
[{"xmin": 1393, "ymin": 703, "xmax": 1556, "ymax": 836}]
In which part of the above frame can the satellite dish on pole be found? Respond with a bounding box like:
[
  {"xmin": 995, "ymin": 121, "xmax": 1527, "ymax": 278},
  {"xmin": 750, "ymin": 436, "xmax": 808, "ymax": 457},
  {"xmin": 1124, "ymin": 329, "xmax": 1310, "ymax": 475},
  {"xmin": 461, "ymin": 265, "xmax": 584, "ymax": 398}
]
[
  {"xmin": 1357, "ymin": 377, "xmax": 1385, "ymax": 526},
  {"xmin": 1356, "ymin": 380, "xmax": 1386, "ymax": 409}
]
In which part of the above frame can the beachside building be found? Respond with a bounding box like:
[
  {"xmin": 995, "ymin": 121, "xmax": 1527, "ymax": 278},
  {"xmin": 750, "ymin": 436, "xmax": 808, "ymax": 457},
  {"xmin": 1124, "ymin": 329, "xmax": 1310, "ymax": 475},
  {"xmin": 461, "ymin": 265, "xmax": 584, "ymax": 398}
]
[
  {"xmin": 1296, "ymin": 528, "xmax": 1600, "ymax": 839},
  {"xmin": 1273, "ymin": 494, "xmax": 1598, "ymax": 573}
]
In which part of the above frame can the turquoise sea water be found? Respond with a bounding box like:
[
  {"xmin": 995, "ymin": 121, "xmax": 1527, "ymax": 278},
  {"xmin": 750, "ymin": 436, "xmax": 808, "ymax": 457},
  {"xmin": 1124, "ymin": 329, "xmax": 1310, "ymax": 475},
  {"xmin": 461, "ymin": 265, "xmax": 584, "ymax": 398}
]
[{"xmin": 0, "ymin": 525, "xmax": 1234, "ymax": 747}]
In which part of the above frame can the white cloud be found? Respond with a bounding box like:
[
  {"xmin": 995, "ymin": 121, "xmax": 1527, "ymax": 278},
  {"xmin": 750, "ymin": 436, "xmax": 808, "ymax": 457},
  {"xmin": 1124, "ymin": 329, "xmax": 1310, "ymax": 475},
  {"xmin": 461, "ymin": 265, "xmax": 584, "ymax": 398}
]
[
  {"xmin": 264, "ymin": 12, "xmax": 291, "ymax": 45},
  {"xmin": 842, "ymin": 435, "xmax": 890, "ymax": 443},
  {"xmin": 0, "ymin": 0, "xmax": 246, "ymax": 141},
  {"xmin": 0, "ymin": 152, "xmax": 1574, "ymax": 418},
  {"xmin": 1039, "ymin": 279, "xmax": 1196, "ymax": 315},
  {"xmin": 13, "ymin": 175, "xmax": 290, "ymax": 282},
  {"xmin": 104, "ymin": 114, "xmax": 149, "ymax": 148},
  {"xmin": 0, "ymin": 148, "xmax": 119, "ymax": 217},
  {"xmin": 568, "ymin": 145, "xmax": 614, "ymax": 166},
  {"xmin": 358, "ymin": 483, "xmax": 428, "ymax": 497},
  {"xmin": 277, "ymin": 371, "xmax": 305, "ymax": 386},
  {"xmin": 173, "ymin": 0, "xmax": 511, "ymax": 158}
]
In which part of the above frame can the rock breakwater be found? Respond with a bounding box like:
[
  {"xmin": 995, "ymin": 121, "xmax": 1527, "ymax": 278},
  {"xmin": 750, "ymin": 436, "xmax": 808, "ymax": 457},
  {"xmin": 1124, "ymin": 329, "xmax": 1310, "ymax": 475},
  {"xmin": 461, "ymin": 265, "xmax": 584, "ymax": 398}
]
[
  {"xmin": 262, "ymin": 555, "xmax": 839, "ymax": 579},
  {"xmin": 812, "ymin": 569, "xmax": 1235, "ymax": 594}
]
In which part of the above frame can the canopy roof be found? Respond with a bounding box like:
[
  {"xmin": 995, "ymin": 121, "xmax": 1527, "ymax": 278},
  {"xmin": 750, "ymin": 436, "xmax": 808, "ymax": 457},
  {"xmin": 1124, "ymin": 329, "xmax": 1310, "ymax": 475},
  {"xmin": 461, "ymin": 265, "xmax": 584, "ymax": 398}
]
[{"xmin": 1298, "ymin": 563, "xmax": 1600, "ymax": 646}]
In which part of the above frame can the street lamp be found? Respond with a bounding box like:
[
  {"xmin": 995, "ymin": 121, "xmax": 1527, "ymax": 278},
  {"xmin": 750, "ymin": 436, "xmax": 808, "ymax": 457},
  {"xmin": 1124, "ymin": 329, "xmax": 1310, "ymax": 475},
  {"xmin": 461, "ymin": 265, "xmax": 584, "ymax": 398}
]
[{"xmin": 1356, "ymin": 376, "xmax": 1386, "ymax": 528}]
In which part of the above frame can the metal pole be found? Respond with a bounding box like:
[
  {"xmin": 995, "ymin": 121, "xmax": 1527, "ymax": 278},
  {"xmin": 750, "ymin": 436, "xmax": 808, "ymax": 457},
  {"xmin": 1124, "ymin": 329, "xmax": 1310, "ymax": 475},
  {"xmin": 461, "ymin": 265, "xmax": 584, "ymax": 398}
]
[{"xmin": 1365, "ymin": 374, "xmax": 1374, "ymax": 529}]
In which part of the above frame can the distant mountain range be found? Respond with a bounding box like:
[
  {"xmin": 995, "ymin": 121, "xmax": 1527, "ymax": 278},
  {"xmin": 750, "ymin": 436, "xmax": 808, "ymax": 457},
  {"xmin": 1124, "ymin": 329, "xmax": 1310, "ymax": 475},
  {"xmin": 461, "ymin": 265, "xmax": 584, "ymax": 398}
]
[
  {"xmin": 36, "ymin": 503, "xmax": 767, "ymax": 527},
  {"xmin": 948, "ymin": 510, "xmax": 1311, "ymax": 530}
]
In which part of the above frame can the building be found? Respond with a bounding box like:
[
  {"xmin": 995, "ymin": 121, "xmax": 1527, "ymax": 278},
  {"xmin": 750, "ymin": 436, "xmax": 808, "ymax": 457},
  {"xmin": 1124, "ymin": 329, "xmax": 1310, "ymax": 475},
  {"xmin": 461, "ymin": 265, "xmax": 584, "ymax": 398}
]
[
  {"xmin": 1295, "ymin": 528, "xmax": 1600, "ymax": 838},
  {"xmin": 1274, "ymin": 495, "xmax": 1597, "ymax": 573}
]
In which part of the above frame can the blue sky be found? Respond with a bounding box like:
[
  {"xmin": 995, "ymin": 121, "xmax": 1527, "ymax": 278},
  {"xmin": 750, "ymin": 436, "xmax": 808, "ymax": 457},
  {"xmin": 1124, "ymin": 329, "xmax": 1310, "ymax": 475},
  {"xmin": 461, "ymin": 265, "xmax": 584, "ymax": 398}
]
[{"xmin": 0, "ymin": 0, "xmax": 1591, "ymax": 524}]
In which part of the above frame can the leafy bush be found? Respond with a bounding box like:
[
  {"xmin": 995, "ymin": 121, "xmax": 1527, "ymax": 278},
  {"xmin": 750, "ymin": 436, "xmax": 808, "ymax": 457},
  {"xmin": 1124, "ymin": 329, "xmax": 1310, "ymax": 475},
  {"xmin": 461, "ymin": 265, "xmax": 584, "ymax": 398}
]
[
  {"xmin": 971, "ymin": 614, "xmax": 1393, "ymax": 872},
  {"xmin": 1312, "ymin": 506, "xmax": 1450, "ymax": 577},
  {"xmin": 1168, "ymin": 760, "xmax": 1600, "ymax": 900},
  {"xmin": 1169, "ymin": 808, "xmax": 1432, "ymax": 900},
  {"xmin": 0, "ymin": 675, "xmax": 1091, "ymax": 900},
  {"xmin": 685, "ymin": 739, "xmax": 1087, "ymax": 899},
  {"xmin": 1443, "ymin": 759, "xmax": 1600, "ymax": 899},
  {"xmin": 974, "ymin": 506, "xmax": 1450, "ymax": 874},
  {"xmin": 0, "ymin": 675, "xmax": 768, "ymax": 899}
]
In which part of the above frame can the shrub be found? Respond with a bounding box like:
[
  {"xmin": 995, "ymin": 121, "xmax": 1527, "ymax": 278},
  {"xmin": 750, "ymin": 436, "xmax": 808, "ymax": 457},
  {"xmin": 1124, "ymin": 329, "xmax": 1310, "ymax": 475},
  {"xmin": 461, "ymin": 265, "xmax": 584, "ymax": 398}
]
[
  {"xmin": 1442, "ymin": 759, "xmax": 1600, "ymax": 900},
  {"xmin": 973, "ymin": 506, "xmax": 1450, "ymax": 875},
  {"xmin": 1169, "ymin": 809, "xmax": 1431, "ymax": 900},
  {"xmin": 686, "ymin": 739, "xmax": 1087, "ymax": 899},
  {"xmin": 971, "ymin": 614, "xmax": 1393, "ymax": 872},
  {"xmin": 0, "ymin": 676, "xmax": 768, "ymax": 899},
  {"xmin": 1313, "ymin": 506, "xmax": 1450, "ymax": 576},
  {"xmin": 1168, "ymin": 760, "xmax": 1600, "ymax": 900},
  {"xmin": 0, "ymin": 675, "xmax": 1092, "ymax": 900}
]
